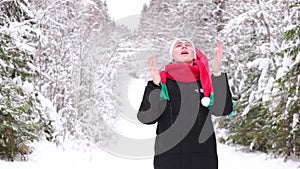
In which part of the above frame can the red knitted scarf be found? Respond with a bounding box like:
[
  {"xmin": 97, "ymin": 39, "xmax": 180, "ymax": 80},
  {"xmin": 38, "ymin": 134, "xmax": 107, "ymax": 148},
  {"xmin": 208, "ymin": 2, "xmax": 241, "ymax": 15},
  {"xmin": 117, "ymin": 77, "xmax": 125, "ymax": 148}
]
[{"xmin": 159, "ymin": 48, "xmax": 213, "ymax": 97}]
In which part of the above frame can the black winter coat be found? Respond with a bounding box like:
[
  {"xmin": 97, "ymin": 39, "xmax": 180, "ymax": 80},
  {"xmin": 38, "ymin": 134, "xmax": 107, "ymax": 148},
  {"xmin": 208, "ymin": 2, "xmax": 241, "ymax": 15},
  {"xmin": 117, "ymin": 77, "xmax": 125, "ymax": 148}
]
[{"xmin": 137, "ymin": 73, "xmax": 233, "ymax": 169}]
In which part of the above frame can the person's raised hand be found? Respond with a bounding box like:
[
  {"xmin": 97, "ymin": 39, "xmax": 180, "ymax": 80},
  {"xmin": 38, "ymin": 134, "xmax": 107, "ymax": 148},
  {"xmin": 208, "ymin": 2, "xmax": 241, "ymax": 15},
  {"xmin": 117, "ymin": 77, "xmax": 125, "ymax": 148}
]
[
  {"xmin": 212, "ymin": 41, "xmax": 222, "ymax": 74},
  {"xmin": 148, "ymin": 56, "xmax": 161, "ymax": 86}
]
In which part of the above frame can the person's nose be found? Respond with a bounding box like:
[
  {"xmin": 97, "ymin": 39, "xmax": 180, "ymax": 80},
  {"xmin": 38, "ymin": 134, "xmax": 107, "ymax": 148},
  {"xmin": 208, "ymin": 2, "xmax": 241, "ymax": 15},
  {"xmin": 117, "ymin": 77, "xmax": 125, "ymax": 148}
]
[{"xmin": 182, "ymin": 45, "xmax": 187, "ymax": 49}]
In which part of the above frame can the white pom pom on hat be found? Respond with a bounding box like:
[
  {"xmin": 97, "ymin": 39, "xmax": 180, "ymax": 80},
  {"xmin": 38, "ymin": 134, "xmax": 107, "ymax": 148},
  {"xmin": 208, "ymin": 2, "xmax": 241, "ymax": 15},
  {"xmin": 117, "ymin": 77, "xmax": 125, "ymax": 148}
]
[{"xmin": 201, "ymin": 97, "xmax": 211, "ymax": 107}]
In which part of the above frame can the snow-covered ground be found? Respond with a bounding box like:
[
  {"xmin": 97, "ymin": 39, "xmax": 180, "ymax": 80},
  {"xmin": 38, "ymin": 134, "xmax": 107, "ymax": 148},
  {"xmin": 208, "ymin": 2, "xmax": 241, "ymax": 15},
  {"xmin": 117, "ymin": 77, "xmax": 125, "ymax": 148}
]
[
  {"xmin": 0, "ymin": 78, "xmax": 299, "ymax": 169},
  {"xmin": 0, "ymin": 139, "xmax": 299, "ymax": 169}
]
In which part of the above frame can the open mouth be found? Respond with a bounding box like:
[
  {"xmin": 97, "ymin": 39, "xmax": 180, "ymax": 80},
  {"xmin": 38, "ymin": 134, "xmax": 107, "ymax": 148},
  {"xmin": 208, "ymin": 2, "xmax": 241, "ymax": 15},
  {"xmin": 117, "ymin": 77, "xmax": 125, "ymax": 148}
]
[{"xmin": 181, "ymin": 50, "xmax": 189, "ymax": 55}]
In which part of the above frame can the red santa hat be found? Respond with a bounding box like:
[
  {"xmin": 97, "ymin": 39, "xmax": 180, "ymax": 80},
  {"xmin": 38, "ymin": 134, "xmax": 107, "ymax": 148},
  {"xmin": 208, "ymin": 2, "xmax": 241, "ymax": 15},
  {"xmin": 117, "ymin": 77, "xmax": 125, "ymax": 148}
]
[{"xmin": 194, "ymin": 47, "xmax": 214, "ymax": 107}]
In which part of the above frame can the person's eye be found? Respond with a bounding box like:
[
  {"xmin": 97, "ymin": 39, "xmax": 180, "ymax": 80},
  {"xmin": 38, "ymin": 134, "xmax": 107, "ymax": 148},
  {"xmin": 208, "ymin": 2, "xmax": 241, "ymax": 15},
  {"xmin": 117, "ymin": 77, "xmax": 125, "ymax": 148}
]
[{"xmin": 185, "ymin": 43, "xmax": 192, "ymax": 47}]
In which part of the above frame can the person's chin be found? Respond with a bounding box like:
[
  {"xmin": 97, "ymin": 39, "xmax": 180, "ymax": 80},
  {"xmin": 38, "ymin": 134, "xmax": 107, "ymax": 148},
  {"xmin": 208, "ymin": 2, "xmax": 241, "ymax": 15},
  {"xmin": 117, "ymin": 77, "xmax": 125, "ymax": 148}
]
[
  {"xmin": 182, "ymin": 57, "xmax": 193, "ymax": 62},
  {"xmin": 174, "ymin": 57, "xmax": 193, "ymax": 63}
]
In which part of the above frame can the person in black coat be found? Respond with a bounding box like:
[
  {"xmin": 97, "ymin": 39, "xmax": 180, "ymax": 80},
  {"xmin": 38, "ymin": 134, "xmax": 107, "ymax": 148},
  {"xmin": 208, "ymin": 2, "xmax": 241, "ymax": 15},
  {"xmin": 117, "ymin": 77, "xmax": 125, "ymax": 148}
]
[{"xmin": 137, "ymin": 38, "xmax": 233, "ymax": 169}]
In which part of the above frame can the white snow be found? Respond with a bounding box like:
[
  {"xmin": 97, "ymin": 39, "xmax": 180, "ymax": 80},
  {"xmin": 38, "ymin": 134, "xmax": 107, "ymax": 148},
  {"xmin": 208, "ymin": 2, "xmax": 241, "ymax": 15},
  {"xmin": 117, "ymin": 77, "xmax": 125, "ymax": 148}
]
[
  {"xmin": 276, "ymin": 56, "xmax": 293, "ymax": 79},
  {"xmin": 0, "ymin": 137, "xmax": 299, "ymax": 169},
  {"xmin": 247, "ymin": 58, "xmax": 270, "ymax": 70},
  {"xmin": 218, "ymin": 143, "xmax": 299, "ymax": 169},
  {"xmin": 262, "ymin": 77, "xmax": 275, "ymax": 102},
  {"xmin": 293, "ymin": 113, "xmax": 299, "ymax": 131},
  {"xmin": 21, "ymin": 81, "xmax": 34, "ymax": 93},
  {"xmin": 241, "ymin": 105, "xmax": 250, "ymax": 116}
]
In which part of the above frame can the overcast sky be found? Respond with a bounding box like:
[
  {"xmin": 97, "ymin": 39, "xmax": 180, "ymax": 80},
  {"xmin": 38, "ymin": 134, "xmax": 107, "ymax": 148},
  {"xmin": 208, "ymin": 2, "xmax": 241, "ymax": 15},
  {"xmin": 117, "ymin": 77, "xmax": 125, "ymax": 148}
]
[{"xmin": 106, "ymin": 0, "xmax": 150, "ymax": 20}]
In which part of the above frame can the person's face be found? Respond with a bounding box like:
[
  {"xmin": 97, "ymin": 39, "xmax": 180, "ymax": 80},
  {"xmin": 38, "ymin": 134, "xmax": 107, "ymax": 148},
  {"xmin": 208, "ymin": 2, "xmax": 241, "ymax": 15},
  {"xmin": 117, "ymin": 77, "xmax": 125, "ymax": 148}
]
[{"xmin": 172, "ymin": 40, "xmax": 195, "ymax": 64}]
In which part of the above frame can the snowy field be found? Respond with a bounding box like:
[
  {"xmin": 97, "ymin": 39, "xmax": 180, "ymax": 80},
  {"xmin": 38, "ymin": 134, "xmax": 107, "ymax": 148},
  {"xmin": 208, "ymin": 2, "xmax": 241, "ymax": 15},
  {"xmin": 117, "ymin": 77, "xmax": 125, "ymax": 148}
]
[
  {"xmin": 0, "ymin": 139, "xmax": 299, "ymax": 169},
  {"xmin": 0, "ymin": 78, "xmax": 299, "ymax": 169}
]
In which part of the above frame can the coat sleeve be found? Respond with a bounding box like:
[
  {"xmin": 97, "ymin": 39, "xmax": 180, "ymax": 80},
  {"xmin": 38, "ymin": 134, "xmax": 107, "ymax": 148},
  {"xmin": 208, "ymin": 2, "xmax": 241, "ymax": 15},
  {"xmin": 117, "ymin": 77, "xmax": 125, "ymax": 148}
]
[
  {"xmin": 137, "ymin": 81, "xmax": 166, "ymax": 124},
  {"xmin": 210, "ymin": 73, "xmax": 233, "ymax": 116}
]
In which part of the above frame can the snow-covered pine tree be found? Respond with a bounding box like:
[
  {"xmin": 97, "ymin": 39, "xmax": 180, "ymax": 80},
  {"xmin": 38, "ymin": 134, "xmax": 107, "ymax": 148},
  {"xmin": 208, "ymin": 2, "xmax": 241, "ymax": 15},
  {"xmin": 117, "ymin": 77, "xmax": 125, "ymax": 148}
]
[
  {"xmin": 76, "ymin": 17, "xmax": 137, "ymax": 146},
  {"xmin": 268, "ymin": 1, "xmax": 300, "ymax": 158},
  {"xmin": 28, "ymin": 0, "xmax": 111, "ymax": 144},
  {"xmin": 181, "ymin": 0, "xmax": 225, "ymax": 55},
  {"xmin": 138, "ymin": 3, "xmax": 150, "ymax": 35},
  {"xmin": 218, "ymin": 0, "xmax": 299, "ymax": 157},
  {"xmin": 138, "ymin": 0, "xmax": 180, "ymax": 52},
  {"xmin": 0, "ymin": 0, "xmax": 52, "ymax": 161},
  {"xmin": 30, "ymin": 0, "xmax": 83, "ymax": 142},
  {"xmin": 138, "ymin": 0, "xmax": 233, "ymax": 65}
]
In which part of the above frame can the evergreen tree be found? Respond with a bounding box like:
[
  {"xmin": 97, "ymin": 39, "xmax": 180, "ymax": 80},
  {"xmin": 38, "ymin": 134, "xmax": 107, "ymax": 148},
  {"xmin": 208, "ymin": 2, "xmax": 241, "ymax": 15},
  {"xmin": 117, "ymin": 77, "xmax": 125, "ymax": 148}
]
[
  {"xmin": 76, "ymin": 20, "xmax": 133, "ymax": 146},
  {"xmin": 218, "ymin": 0, "xmax": 300, "ymax": 158},
  {"xmin": 0, "ymin": 0, "xmax": 52, "ymax": 161},
  {"xmin": 268, "ymin": 1, "xmax": 300, "ymax": 157},
  {"xmin": 28, "ymin": 0, "xmax": 112, "ymax": 143}
]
